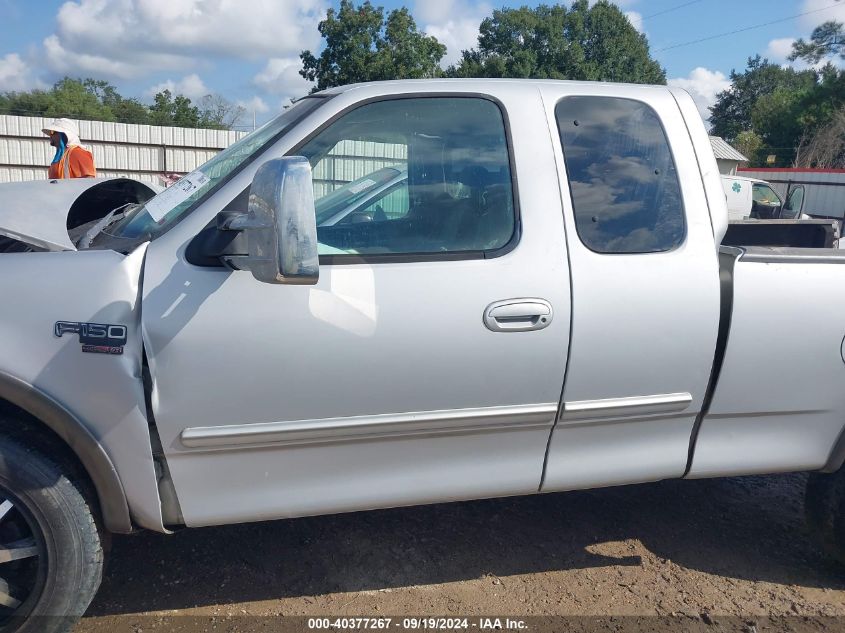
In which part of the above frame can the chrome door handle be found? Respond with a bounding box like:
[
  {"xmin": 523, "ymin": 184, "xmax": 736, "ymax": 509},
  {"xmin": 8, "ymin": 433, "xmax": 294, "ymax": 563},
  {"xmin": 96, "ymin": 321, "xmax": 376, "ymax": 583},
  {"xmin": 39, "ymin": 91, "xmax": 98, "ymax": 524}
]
[{"xmin": 483, "ymin": 299, "xmax": 553, "ymax": 332}]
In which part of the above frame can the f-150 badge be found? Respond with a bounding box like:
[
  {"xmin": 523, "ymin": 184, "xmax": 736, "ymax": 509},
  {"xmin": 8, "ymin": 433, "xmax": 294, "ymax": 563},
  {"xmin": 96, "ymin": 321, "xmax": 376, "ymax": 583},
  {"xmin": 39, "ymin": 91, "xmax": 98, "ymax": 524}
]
[{"xmin": 54, "ymin": 321, "xmax": 127, "ymax": 355}]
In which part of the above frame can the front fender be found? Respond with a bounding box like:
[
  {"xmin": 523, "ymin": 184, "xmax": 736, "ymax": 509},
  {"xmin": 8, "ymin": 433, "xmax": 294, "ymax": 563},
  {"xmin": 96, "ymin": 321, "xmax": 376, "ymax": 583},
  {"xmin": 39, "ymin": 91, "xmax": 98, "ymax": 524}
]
[{"xmin": 0, "ymin": 244, "xmax": 165, "ymax": 532}]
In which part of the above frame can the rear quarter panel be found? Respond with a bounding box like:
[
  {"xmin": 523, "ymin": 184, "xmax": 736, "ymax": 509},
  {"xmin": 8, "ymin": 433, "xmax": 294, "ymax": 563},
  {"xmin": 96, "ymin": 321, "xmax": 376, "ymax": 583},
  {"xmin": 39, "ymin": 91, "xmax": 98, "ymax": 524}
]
[{"xmin": 689, "ymin": 254, "xmax": 845, "ymax": 476}]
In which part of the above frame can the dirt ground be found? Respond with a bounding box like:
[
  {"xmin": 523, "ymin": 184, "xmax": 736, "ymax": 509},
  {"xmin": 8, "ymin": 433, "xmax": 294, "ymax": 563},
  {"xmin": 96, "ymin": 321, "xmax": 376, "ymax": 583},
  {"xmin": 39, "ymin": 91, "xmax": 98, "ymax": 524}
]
[{"xmin": 73, "ymin": 473, "xmax": 845, "ymax": 632}]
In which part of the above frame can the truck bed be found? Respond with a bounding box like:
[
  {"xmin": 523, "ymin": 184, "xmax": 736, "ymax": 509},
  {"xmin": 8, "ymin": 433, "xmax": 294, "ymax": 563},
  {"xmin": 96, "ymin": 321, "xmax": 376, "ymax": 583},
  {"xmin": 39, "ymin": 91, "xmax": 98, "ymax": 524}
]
[{"xmin": 723, "ymin": 220, "xmax": 841, "ymax": 249}]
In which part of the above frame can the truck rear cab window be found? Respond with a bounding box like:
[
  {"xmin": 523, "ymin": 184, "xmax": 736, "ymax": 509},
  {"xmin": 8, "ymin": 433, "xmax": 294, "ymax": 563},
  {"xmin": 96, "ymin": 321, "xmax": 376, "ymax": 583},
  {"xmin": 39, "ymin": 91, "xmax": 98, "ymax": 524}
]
[
  {"xmin": 295, "ymin": 97, "xmax": 516, "ymax": 257},
  {"xmin": 555, "ymin": 96, "xmax": 685, "ymax": 254}
]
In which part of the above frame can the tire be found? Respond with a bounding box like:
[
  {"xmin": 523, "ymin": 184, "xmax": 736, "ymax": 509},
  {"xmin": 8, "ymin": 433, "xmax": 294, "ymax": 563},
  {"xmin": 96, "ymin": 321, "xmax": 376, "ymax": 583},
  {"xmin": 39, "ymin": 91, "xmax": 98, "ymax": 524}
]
[
  {"xmin": 0, "ymin": 435, "xmax": 104, "ymax": 633},
  {"xmin": 805, "ymin": 469, "xmax": 845, "ymax": 564}
]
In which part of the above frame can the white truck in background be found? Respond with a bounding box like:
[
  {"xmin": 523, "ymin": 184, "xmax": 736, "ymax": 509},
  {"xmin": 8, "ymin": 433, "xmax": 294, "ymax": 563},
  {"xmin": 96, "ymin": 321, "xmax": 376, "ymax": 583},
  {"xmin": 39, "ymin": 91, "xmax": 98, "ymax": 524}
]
[
  {"xmin": 739, "ymin": 167, "xmax": 845, "ymax": 223},
  {"xmin": 721, "ymin": 174, "xmax": 805, "ymax": 221},
  {"xmin": 721, "ymin": 174, "xmax": 840, "ymax": 248}
]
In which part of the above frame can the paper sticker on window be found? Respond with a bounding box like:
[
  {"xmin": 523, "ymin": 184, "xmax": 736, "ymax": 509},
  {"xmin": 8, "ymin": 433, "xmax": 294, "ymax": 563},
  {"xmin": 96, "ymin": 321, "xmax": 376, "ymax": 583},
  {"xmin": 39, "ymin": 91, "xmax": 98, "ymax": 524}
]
[
  {"xmin": 145, "ymin": 170, "xmax": 210, "ymax": 222},
  {"xmin": 347, "ymin": 179, "xmax": 377, "ymax": 195}
]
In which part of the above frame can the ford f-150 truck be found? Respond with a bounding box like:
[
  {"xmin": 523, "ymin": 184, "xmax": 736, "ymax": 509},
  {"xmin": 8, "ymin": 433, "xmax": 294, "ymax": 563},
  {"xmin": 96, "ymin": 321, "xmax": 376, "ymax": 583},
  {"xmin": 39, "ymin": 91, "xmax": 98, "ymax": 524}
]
[{"xmin": 3, "ymin": 79, "xmax": 845, "ymax": 633}]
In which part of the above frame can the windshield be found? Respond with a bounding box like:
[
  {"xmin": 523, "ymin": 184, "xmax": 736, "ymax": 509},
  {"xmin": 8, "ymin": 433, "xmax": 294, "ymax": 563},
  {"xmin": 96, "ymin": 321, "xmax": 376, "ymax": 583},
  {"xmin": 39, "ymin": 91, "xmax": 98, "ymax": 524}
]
[
  {"xmin": 89, "ymin": 96, "xmax": 325, "ymax": 247},
  {"xmin": 752, "ymin": 183, "xmax": 782, "ymax": 207}
]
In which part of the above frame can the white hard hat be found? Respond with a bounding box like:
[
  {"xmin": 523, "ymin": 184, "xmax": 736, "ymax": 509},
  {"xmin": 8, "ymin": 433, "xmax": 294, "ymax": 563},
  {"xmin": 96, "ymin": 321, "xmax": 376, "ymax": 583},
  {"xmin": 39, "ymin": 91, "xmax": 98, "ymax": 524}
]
[{"xmin": 42, "ymin": 117, "xmax": 79, "ymax": 138}]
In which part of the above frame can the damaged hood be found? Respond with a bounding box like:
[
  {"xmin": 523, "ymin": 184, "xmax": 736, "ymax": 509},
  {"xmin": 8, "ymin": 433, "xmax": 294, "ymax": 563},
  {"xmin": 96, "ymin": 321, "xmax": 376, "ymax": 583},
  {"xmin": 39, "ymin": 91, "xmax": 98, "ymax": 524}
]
[{"xmin": 0, "ymin": 177, "xmax": 161, "ymax": 251}]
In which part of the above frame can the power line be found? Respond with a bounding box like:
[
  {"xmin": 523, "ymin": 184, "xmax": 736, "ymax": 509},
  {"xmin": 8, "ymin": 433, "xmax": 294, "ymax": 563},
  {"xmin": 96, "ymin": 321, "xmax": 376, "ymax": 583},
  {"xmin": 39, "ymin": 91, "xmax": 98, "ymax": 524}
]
[
  {"xmin": 640, "ymin": 0, "xmax": 703, "ymax": 21},
  {"xmin": 655, "ymin": 2, "xmax": 842, "ymax": 52}
]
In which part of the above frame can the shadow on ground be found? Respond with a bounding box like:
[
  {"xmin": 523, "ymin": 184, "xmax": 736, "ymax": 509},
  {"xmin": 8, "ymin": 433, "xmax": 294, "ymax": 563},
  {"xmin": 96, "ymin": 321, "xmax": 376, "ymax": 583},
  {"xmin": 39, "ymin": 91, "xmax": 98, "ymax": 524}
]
[{"xmin": 86, "ymin": 474, "xmax": 845, "ymax": 616}]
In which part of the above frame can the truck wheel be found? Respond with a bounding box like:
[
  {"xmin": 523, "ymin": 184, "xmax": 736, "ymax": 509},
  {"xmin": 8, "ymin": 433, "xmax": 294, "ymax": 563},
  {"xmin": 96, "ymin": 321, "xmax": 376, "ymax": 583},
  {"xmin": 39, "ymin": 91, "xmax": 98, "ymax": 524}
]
[
  {"xmin": 0, "ymin": 435, "xmax": 104, "ymax": 633},
  {"xmin": 805, "ymin": 469, "xmax": 845, "ymax": 564}
]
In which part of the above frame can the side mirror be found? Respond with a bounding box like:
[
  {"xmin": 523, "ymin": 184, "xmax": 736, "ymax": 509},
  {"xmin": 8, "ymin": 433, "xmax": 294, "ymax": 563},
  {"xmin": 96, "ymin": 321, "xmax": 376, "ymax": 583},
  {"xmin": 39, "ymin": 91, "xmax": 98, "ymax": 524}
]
[{"xmin": 220, "ymin": 157, "xmax": 319, "ymax": 285}]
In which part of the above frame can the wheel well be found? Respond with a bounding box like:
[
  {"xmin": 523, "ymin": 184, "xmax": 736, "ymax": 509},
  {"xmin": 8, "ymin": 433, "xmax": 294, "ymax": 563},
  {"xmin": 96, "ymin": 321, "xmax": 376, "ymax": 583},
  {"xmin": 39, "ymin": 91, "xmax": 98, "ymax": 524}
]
[
  {"xmin": 0, "ymin": 375, "xmax": 133, "ymax": 534},
  {"xmin": 0, "ymin": 398, "xmax": 98, "ymax": 508}
]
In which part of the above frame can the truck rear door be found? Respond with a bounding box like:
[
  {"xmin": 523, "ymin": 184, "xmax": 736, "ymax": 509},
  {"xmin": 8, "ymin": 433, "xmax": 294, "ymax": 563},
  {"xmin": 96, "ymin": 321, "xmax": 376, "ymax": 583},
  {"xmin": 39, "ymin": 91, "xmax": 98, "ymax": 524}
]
[{"xmin": 538, "ymin": 85, "xmax": 722, "ymax": 491}]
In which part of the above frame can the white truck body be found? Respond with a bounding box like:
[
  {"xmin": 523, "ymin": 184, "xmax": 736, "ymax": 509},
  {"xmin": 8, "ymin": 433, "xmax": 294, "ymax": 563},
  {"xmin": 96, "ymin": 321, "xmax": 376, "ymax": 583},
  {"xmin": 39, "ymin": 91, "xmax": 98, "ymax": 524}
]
[{"xmin": 2, "ymin": 80, "xmax": 845, "ymax": 630}]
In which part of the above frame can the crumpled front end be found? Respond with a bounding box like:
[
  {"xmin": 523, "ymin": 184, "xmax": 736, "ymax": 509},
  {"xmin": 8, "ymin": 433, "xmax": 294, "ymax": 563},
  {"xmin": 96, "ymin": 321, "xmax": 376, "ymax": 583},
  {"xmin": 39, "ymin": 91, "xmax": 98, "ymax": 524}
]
[{"xmin": 0, "ymin": 177, "xmax": 159, "ymax": 251}]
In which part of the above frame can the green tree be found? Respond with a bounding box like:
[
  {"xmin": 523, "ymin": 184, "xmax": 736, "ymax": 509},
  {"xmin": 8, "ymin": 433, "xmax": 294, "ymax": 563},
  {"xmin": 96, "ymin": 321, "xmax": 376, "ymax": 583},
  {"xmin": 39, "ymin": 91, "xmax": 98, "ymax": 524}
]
[
  {"xmin": 790, "ymin": 21, "xmax": 845, "ymax": 64},
  {"xmin": 300, "ymin": 0, "xmax": 446, "ymax": 91},
  {"xmin": 750, "ymin": 88, "xmax": 807, "ymax": 166},
  {"xmin": 0, "ymin": 89, "xmax": 54, "ymax": 118},
  {"xmin": 710, "ymin": 57, "xmax": 845, "ymax": 167},
  {"xmin": 709, "ymin": 56, "xmax": 817, "ymax": 143},
  {"xmin": 148, "ymin": 89, "xmax": 201, "ymax": 127},
  {"xmin": 448, "ymin": 0, "xmax": 665, "ymax": 84},
  {"xmin": 0, "ymin": 76, "xmax": 242, "ymax": 129},
  {"xmin": 734, "ymin": 130, "xmax": 763, "ymax": 164},
  {"xmin": 0, "ymin": 77, "xmax": 151, "ymax": 123},
  {"xmin": 83, "ymin": 78, "xmax": 149, "ymax": 124},
  {"xmin": 197, "ymin": 94, "xmax": 245, "ymax": 130}
]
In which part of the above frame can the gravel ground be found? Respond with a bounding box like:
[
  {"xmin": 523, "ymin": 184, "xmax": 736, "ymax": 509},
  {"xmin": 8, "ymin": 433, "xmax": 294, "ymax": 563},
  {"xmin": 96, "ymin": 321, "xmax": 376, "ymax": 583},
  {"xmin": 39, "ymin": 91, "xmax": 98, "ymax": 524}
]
[{"xmin": 73, "ymin": 474, "xmax": 845, "ymax": 632}]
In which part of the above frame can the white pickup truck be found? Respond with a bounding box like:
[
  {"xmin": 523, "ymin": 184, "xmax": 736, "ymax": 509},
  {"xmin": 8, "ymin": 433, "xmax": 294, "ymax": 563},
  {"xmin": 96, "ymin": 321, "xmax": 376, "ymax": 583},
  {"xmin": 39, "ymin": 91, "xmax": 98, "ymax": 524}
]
[{"xmin": 2, "ymin": 79, "xmax": 845, "ymax": 633}]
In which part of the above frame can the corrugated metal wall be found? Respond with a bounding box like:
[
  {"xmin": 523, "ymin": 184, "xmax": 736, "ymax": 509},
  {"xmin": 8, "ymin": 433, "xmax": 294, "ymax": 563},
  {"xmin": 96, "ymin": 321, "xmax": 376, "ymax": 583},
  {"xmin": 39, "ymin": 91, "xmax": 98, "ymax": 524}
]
[
  {"xmin": 312, "ymin": 140, "xmax": 407, "ymax": 199},
  {"xmin": 0, "ymin": 114, "xmax": 248, "ymax": 186}
]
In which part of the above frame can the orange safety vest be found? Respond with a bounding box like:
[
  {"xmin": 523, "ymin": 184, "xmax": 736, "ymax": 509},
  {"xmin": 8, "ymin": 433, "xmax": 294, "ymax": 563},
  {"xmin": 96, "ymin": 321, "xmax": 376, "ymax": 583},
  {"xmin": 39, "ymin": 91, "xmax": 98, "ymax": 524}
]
[{"xmin": 48, "ymin": 145, "xmax": 96, "ymax": 179}]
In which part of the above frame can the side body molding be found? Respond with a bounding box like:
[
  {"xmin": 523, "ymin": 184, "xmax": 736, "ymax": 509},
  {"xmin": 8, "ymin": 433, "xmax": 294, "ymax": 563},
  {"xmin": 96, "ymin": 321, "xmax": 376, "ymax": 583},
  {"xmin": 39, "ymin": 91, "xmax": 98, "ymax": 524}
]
[{"xmin": 0, "ymin": 369, "xmax": 132, "ymax": 533}]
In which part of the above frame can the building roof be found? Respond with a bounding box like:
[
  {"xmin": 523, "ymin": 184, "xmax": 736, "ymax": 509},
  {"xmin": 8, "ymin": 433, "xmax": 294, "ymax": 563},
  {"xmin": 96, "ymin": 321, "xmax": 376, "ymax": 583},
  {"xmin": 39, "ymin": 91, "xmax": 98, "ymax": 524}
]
[{"xmin": 710, "ymin": 136, "xmax": 748, "ymax": 162}]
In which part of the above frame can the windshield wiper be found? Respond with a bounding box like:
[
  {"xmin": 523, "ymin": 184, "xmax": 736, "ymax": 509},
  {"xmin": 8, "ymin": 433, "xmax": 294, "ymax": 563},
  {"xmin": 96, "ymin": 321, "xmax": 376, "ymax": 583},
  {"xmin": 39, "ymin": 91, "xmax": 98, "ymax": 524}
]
[{"xmin": 76, "ymin": 203, "xmax": 139, "ymax": 249}]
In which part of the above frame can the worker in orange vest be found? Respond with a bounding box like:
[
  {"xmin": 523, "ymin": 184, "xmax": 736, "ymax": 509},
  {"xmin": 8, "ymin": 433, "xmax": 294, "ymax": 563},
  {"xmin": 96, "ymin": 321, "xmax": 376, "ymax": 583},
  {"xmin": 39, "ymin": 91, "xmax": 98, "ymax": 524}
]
[{"xmin": 42, "ymin": 118, "xmax": 96, "ymax": 179}]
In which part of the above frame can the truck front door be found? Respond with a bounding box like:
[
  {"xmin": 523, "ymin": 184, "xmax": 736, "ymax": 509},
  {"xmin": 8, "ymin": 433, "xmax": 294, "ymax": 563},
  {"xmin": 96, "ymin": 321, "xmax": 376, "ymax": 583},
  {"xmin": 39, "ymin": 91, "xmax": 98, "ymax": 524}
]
[{"xmin": 141, "ymin": 89, "xmax": 572, "ymax": 527}]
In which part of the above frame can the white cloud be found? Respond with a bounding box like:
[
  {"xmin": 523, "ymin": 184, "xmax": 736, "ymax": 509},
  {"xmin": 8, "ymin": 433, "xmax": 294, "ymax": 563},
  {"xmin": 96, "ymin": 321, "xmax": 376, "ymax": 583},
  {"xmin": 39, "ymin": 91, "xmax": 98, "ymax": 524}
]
[
  {"xmin": 416, "ymin": 0, "xmax": 492, "ymax": 66},
  {"xmin": 147, "ymin": 74, "xmax": 210, "ymax": 100},
  {"xmin": 0, "ymin": 53, "xmax": 44, "ymax": 92},
  {"xmin": 668, "ymin": 67, "xmax": 730, "ymax": 123},
  {"xmin": 766, "ymin": 37, "xmax": 797, "ymax": 62},
  {"xmin": 625, "ymin": 11, "xmax": 644, "ymax": 34},
  {"xmin": 416, "ymin": 0, "xmax": 456, "ymax": 25},
  {"xmin": 253, "ymin": 57, "xmax": 313, "ymax": 102},
  {"xmin": 42, "ymin": 0, "xmax": 326, "ymax": 79},
  {"xmin": 799, "ymin": 0, "xmax": 845, "ymax": 30},
  {"xmin": 237, "ymin": 96, "xmax": 269, "ymax": 114},
  {"xmin": 43, "ymin": 33, "xmax": 191, "ymax": 79}
]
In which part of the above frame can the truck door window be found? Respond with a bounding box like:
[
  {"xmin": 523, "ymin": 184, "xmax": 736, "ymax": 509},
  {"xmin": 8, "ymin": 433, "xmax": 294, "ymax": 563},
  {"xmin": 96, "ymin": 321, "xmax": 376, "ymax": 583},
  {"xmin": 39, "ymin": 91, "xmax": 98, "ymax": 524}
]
[
  {"xmin": 294, "ymin": 97, "xmax": 516, "ymax": 257},
  {"xmin": 555, "ymin": 96, "xmax": 685, "ymax": 254},
  {"xmin": 783, "ymin": 185, "xmax": 805, "ymax": 219}
]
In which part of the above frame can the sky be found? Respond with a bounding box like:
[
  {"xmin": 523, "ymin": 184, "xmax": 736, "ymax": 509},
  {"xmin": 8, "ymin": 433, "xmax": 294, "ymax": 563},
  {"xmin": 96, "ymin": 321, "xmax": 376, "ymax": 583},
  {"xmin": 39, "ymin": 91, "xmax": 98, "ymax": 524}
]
[{"xmin": 0, "ymin": 0, "xmax": 842, "ymax": 130}]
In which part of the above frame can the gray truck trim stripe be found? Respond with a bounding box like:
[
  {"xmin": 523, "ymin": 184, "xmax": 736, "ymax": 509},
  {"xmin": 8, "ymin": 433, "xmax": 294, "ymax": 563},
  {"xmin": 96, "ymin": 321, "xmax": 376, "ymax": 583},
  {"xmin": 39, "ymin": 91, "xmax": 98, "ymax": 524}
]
[
  {"xmin": 683, "ymin": 247, "xmax": 738, "ymax": 477},
  {"xmin": 180, "ymin": 403, "xmax": 558, "ymax": 449},
  {"xmin": 740, "ymin": 247, "xmax": 845, "ymax": 265},
  {"xmin": 0, "ymin": 370, "xmax": 132, "ymax": 533},
  {"xmin": 561, "ymin": 392, "xmax": 693, "ymax": 422}
]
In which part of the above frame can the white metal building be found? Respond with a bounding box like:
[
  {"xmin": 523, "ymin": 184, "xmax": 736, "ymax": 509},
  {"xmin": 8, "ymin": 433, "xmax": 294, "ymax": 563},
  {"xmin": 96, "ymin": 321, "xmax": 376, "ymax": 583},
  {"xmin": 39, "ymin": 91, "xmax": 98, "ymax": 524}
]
[
  {"xmin": 0, "ymin": 114, "xmax": 248, "ymax": 186},
  {"xmin": 710, "ymin": 136, "xmax": 748, "ymax": 175}
]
